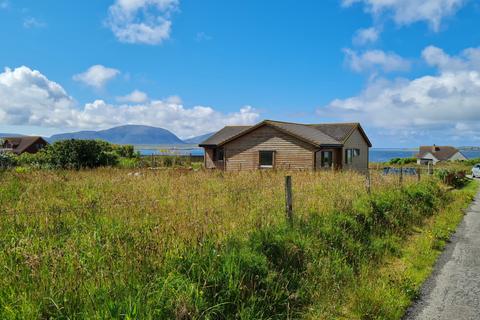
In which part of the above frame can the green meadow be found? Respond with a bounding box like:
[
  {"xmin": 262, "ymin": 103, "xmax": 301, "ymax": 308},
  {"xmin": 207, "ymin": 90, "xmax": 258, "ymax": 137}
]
[{"xmin": 0, "ymin": 169, "xmax": 476, "ymax": 319}]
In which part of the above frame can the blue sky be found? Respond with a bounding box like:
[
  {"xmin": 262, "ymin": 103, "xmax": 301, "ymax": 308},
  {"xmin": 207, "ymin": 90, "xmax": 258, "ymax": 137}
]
[{"xmin": 0, "ymin": 0, "xmax": 480, "ymax": 147}]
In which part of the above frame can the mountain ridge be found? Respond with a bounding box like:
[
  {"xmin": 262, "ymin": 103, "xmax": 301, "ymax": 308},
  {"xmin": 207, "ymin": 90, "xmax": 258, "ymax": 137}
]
[
  {"xmin": 3, "ymin": 125, "xmax": 217, "ymax": 145},
  {"xmin": 49, "ymin": 125, "xmax": 185, "ymax": 145}
]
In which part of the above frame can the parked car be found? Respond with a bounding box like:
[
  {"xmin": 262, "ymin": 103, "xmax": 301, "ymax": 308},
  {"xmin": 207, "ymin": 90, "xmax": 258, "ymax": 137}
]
[{"xmin": 472, "ymin": 164, "xmax": 480, "ymax": 178}]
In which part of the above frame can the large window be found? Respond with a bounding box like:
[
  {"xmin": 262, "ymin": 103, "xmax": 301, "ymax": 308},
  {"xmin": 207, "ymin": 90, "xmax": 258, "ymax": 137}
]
[
  {"xmin": 321, "ymin": 151, "xmax": 333, "ymax": 168},
  {"xmin": 259, "ymin": 151, "xmax": 274, "ymax": 168},
  {"xmin": 345, "ymin": 148, "xmax": 360, "ymax": 164}
]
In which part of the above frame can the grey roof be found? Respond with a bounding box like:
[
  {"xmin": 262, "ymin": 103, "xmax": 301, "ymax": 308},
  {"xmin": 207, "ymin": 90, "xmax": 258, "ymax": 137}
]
[
  {"xmin": 309, "ymin": 123, "xmax": 357, "ymax": 142},
  {"xmin": 417, "ymin": 146, "xmax": 462, "ymax": 161},
  {"xmin": 199, "ymin": 120, "xmax": 371, "ymax": 148},
  {"xmin": 266, "ymin": 120, "xmax": 341, "ymax": 146},
  {"xmin": 199, "ymin": 126, "xmax": 252, "ymax": 146}
]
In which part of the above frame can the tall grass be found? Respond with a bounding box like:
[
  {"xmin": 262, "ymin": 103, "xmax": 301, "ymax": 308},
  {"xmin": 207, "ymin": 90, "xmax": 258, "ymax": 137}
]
[{"xmin": 0, "ymin": 169, "xmax": 473, "ymax": 319}]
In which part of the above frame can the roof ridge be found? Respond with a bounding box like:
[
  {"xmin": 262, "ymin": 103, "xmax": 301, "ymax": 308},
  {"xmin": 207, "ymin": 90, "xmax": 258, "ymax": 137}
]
[
  {"xmin": 266, "ymin": 120, "xmax": 360, "ymax": 126},
  {"xmin": 308, "ymin": 122, "xmax": 359, "ymax": 126}
]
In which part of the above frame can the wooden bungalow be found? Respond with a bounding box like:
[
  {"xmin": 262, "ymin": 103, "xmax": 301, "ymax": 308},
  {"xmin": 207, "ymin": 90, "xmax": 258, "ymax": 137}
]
[{"xmin": 199, "ymin": 120, "xmax": 372, "ymax": 172}]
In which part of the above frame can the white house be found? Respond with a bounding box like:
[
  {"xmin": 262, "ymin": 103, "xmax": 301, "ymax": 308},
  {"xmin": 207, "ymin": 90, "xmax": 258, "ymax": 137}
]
[{"xmin": 416, "ymin": 145, "xmax": 467, "ymax": 165}]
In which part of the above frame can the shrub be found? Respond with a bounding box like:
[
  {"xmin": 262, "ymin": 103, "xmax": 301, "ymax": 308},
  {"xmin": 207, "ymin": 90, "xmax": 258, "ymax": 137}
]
[
  {"xmin": 435, "ymin": 169, "xmax": 468, "ymax": 188},
  {"xmin": 0, "ymin": 152, "xmax": 17, "ymax": 168},
  {"xmin": 48, "ymin": 139, "xmax": 119, "ymax": 169},
  {"xmin": 17, "ymin": 150, "xmax": 53, "ymax": 168},
  {"xmin": 388, "ymin": 157, "xmax": 417, "ymax": 165},
  {"xmin": 113, "ymin": 144, "xmax": 138, "ymax": 158},
  {"xmin": 118, "ymin": 157, "xmax": 139, "ymax": 168},
  {"xmin": 458, "ymin": 157, "xmax": 480, "ymax": 166}
]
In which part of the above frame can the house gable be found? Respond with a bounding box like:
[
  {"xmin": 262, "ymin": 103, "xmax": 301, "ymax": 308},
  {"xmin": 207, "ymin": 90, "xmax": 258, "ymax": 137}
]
[
  {"xmin": 224, "ymin": 124, "xmax": 317, "ymax": 170},
  {"xmin": 449, "ymin": 152, "xmax": 467, "ymax": 161},
  {"xmin": 419, "ymin": 152, "xmax": 438, "ymax": 161},
  {"xmin": 342, "ymin": 127, "xmax": 370, "ymax": 171}
]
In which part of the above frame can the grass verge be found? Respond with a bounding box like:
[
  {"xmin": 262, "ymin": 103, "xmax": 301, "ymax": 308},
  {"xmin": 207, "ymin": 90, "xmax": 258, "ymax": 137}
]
[{"xmin": 316, "ymin": 180, "xmax": 479, "ymax": 320}]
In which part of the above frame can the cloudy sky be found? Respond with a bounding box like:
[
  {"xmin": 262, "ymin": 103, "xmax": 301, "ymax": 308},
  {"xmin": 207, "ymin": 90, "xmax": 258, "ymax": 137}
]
[{"xmin": 0, "ymin": 0, "xmax": 479, "ymax": 146}]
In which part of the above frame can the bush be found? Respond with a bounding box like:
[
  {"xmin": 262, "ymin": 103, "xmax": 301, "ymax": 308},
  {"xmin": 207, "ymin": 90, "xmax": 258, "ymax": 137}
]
[
  {"xmin": 0, "ymin": 152, "xmax": 17, "ymax": 169},
  {"xmin": 435, "ymin": 169, "xmax": 468, "ymax": 188},
  {"xmin": 48, "ymin": 139, "xmax": 119, "ymax": 169},
  {"xmin": 458, "ymin": 157, "xmax": 480, "ymax": 166},
  {"xmin": 117, "ymin": 157, "xmax": 139, "ymax": 168},
  {"xmin": 113, "ymin": 144, "xmax": 138, "ymax": 158},
  {"xmin": 17, "ymin": 150, "xmax": 53, "ymax": 168},
  {"xmin": 388, "ymin": 157, "xmax": 417, "ymax": 165}
]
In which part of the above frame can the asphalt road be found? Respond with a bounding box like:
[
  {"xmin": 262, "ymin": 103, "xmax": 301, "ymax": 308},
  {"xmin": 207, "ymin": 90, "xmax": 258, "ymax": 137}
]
[{"xmin": 404, "ymin": 188, "xmax": 480, "ymax": 320}]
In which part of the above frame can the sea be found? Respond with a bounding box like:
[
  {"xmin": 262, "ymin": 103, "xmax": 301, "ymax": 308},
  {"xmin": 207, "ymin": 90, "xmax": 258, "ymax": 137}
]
[{"xmin": 137, "ymin": 146, "xmax": 480, "ymax": 163}]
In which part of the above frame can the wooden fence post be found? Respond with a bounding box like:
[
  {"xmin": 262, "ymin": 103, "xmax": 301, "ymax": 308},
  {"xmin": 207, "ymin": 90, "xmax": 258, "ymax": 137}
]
[
  {"xmin": 417, "ymin": 168, "xmax": 421, "ymax": 182},
  {"xmin": 366, "ymin": 170, "xmax": 371, "ymax": 194},
  {"xmin": 399, "ymin": 166, "xmax": 403, "ymax": 185},
  {"xmin": 285, "ymin": 176, "xmax": 293, "ymax": 225}
]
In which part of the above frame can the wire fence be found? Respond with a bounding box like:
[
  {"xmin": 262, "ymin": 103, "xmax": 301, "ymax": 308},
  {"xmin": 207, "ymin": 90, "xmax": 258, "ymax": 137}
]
[{"xmin": 0, "ymin": 167, "xmax": 450, "ymax": 222}]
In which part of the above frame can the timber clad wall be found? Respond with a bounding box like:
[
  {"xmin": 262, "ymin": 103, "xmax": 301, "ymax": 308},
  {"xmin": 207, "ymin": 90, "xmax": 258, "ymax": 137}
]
[
  {"xmin": 204, "ymin": 148, "xmax": 215, "ymax": 169},
  {"xmin": 223, "ymin": 125, "xmax": 316, "ymax": 171},
  {"xmin": 342, "ymin": 128, "xmax": 369, "ymax": 171},
  {"xmin": 205, "ymin": 148, "xmax": 225, "ymax": 169}
]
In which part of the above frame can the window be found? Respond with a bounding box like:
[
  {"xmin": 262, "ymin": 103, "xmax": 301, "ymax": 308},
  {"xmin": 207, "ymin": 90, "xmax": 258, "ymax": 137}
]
[
  {"xmin": 259, "ymin": 151, "xmax": 274, "ymax": 168},
  {"xmin": 321, "ymin": 151, "xmax": 333, "ymax": 168},
  {"xmin": 345, "ymin": 148, "xmax": 360, "ymax": 164},
  {"xmin": 213, "ymin": 148, "xmax": 224, "ymax": 161}
]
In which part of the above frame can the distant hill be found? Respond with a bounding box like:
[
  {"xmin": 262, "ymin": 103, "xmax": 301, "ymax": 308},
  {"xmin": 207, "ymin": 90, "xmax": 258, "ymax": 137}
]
[
  {"xmin": 49, "ymin": 125, "xmax": 185, "ymax": 145},
  {"xmin": 183, "ymin": 132, "xmax": 215, "ymax": 144},
  {"xmin": 0, "ymin": 133, "xmax": 24, "ymax": 137}
]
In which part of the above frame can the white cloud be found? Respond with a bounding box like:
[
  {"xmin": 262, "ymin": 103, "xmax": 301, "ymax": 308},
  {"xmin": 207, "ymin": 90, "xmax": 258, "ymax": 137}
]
[
  {"xmin": 73, "ymin": 65, "xmax": 120, "ymax": 89},
  {"xmin": 116, "ymin": 89, "xmax": 149, "ymax": 103},
  {"xmin": 0, "ymin": 66, "xmax": 260, "ymax": 138},
  {"xmin": 320, "ymin": 46, "xmax": 480, "ymax": 141},
  {"xmin": 344, "ymin": 48, "xmax": 411, "ymax": 73},
  {"xmin": 106, "ymin": 0, "xmax": 179, "ymax": 45},
  {"xmin": 353, "ymin": 27, "xmax": 380, "ymax": 45},
  {"xmin": 23, "ymin": 17, "xmax": 46, "ymax": 29},
  {"xmin": 422, "ymin": 45, "xmax": 480, "ymax": 72},
  {"xmin": 342, "ymin": 0, "xmax": 466, "ymax": 31},
  {"xmin": 0, "ymin": 66, "xmax": 76, "ymax": 128}
]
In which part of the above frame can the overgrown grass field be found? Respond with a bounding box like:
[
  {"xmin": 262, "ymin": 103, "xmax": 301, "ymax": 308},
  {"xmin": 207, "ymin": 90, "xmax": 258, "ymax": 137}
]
[{"xmin": 0, "ymin": 169, "xmax": 476, "ymax": 319}]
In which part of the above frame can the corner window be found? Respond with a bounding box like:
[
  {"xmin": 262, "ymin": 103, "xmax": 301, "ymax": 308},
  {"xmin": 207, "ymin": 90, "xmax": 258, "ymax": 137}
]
[
  {"xmin": 321, "ymin": 151, "xmax": 333, "ymax": 168},
  {"xmin": 259, "ymin": 151, "xmax": 274, "ymax": 168}
]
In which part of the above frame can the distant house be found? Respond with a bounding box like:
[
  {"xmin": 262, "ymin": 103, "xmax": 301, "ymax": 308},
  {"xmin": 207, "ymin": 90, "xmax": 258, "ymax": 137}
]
[
  {"xmin": 0, "ymin": 136, "xmax": 48, "ymax": 155},
  {"xmin": 199, "ymin": 120, "xmax": 372, "ymax": 172},
  {"xmin": 416, "ymin": 145, "xmax": 467, "ymax": 165}
]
